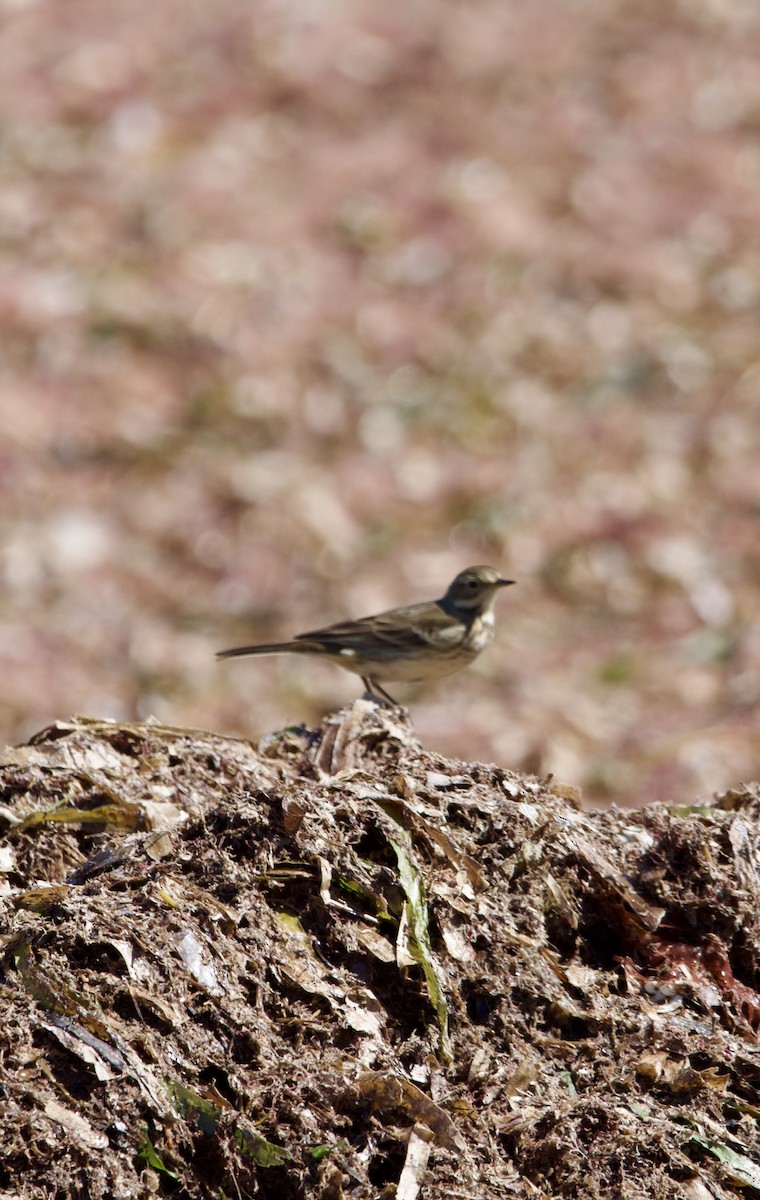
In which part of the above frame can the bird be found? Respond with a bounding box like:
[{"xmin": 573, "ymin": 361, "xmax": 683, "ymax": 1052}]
[{"xmin": 217, "ymin": 565, "xmax": 515, "ymax": 704}]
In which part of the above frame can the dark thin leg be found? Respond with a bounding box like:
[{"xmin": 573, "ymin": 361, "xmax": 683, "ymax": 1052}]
[{"xmin": 361, "ymin": 676, "xmax": 398, "ymax": 706}]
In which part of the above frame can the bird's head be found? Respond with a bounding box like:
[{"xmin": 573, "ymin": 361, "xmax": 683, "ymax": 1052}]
[{"xmin": 443, "ymin": 565, "xmax": 515, "ymax": 612}]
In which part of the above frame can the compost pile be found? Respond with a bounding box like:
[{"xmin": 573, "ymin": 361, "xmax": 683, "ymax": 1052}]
[{"xmin": 2, "ymin": 702, "xmax": 760, "ymax": 1199}]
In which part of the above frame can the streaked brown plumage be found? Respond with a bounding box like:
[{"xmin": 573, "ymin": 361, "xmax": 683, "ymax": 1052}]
[{"xmin": 217, "ymin": 565, "xmax": 514, "ymax": 704}]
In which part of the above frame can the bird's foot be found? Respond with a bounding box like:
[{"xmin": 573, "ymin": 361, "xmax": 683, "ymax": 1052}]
[{"xmin": 361, "ymin": 677, "xmax": 399, "ymax": 707}]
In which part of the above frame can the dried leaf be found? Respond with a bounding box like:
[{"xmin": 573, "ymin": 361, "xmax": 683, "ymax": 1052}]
[
  {"xmin": 636, "ymin": 1051, "xmax": 671, "ymax": 1083},
  {"xmin": 568, "ymin": 832, "xmax": 665, "ymax": 931},
  {"xmin": 397, "ymin": 1123, "xmax": 434, "ymax": 1200},
  {"xmin": 282, "ymin": 796, "xmax": 306, "ymax": 834},
  {"xmin": 16, "ymin": 885, "xmax": 71, "ymax": 913},
  {"xmin": 357, "ymin": 1072, "xmax": 464, "ymax": 1152},
  {"xmin": 274, "ymin": 911, "xmax": 339, "ymax": 1007},
  {"xmin": 440, "ymin": 922, "xmax": 475, "ymax": 963},
  {"xmin": 43, "ymin": 1099, "xmax": 110, "ymax": 1150},
  {"xmin": 40, "ymin": 1014, "xmax": 125, "ymax": 1078},
  {"xmin": 174, "ymin": 930, "xmax": 221, "ymax": 995},
  {"xmin": 21, "ymin": 802, "xmax": 141, "ymax": 833},
  {"xmin": 144, "ymin": 830, "xmax": 175, "ymax": 861},
  {"xmin": 352, "ymin": 924, "xmax": 396, "ymax": 964}
]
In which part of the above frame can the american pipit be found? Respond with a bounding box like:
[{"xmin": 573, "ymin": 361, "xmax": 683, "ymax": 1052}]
[{"xmin": 217, "ymin": 565, "xmax": 514, "ymax": 704}]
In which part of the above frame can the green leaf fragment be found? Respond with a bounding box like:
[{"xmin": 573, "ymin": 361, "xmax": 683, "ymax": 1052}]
[
  {"xmin": 137, "ymin": 1126, "xmax": 179, "ymax": 1180},
  {"xmin": 166, "ymin": 1081, "xmax": 291, "ymax": 1166},
  {"xmin": 335, "ymin": 874, "xmax": 393, "ymax": 921},
  {"xmin": 390, "ymin": 838, "xmax": 451, "ymax": 1064},
  {"xmin": 627, "ymin": 1100, "xmax": 652, "ymax": 1121},
  {"xmin": 309, "ymin": 1143, "xmax": 334, "ymax": 1162},
  {"xmin": 725, "ymin": 1096, "xmax": 760, "ymax": 1122},
  {"xmin": 274, "ymin": 910, "xmax": 308, "ymax": 937},
  {"xmin": 235, "ymin": 1127, "xmax": 292, "ymax": 1167},
  {"xmin": 167, "ymin": 1081, "xmax": 220, "ymax": 1135},
  {"xmin": 686, "ymin": 1133, "xmax": 760, "ymax": 1188}
]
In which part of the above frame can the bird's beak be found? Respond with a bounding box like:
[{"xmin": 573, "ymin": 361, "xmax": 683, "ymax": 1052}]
[{"xmin": 497, "ymin": 578, "xmax": 516, "ymax": 587}]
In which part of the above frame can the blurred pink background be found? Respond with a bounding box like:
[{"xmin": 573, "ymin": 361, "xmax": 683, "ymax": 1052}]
[{"xmin": 2, "ymin": 0, "xmax": 760, "ymax": 806}]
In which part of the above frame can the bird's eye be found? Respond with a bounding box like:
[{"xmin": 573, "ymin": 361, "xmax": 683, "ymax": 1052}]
[{"xmin": 466, "ymin": 579, "xmax": 478, "ymax": 589}]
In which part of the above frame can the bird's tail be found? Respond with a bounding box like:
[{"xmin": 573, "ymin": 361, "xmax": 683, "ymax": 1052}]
[{"xmin": 216, "ymin": 641, "xmax": 304, "ymax": 661}]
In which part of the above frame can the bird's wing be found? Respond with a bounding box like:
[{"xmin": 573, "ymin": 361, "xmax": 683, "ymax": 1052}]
[{"xmin": 295, "ymin": 601, "xmax": 465, "ymax": 658}]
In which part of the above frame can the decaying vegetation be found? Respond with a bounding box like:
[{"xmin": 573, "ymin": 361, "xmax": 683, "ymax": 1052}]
[{"xmin": 2, "ymin": 703, "xmax": 760, "ymax": 1198}]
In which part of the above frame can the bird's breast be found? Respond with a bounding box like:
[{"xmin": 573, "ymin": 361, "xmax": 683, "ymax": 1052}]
[{"xmin": 465, "ymin": 611, "xmax": 495, "ymax": 654}]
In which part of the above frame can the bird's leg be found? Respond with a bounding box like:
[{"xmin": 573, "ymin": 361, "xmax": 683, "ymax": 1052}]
[{"xmin": 361, "ymin": 676, "xmax": 399, "ymax": 706}]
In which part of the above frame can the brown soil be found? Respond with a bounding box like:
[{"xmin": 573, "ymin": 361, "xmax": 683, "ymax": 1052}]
[{"xmin": 2, "ymin": 704, "xmax": 760, "ymax": 1198}]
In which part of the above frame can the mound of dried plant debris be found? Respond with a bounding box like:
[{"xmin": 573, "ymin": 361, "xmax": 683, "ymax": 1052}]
[{"xmin": 2, "ymin": 702, "xmax": 760, "ymax": 1199}]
